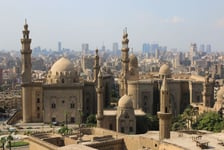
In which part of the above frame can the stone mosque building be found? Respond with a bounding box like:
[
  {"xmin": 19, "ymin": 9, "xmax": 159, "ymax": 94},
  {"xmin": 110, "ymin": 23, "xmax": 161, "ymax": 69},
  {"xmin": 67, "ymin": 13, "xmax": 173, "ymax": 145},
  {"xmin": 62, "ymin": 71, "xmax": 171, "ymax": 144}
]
[
  {"xmin": 20, "ymin": 22, "xmax": 113, "ymax": 124},
  {"xmin": 20, "ymin": 21, "xmax": 221, "ymax": 136}
]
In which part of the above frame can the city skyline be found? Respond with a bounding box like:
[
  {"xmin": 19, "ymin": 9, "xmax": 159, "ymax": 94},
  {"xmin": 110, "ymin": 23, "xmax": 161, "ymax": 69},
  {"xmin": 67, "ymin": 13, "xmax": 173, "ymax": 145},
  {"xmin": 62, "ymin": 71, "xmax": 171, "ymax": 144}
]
[{"xmin": 1, "ymin": 0, "xmax": 224, "ymax": 51}]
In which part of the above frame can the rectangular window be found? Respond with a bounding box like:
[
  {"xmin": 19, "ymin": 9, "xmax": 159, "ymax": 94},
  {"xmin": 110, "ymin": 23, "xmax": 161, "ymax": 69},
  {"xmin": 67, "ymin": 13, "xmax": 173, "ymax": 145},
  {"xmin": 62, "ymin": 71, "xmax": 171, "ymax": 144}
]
[
  {"xmin": 109, "ymin": 124, "xmax": 113, "ymax": 130},
  {"xmin": 71, "ymin": 117, "xmax": 75, "ymax": 123},
  {"xmin": 70, "ymin": 103, "xmax": 75, "ymax": 108},
  {"xmin": 51, "ymin": 103, "xmax": 56, "ymax": 109},
  {"xmin": 37, "ymin": 98, "xmax": 40, "ymax": 103}
]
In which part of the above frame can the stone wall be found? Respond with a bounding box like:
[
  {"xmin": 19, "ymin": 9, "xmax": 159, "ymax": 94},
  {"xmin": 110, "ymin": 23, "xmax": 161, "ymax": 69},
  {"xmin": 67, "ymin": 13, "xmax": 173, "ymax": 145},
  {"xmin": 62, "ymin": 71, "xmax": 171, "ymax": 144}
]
[
  {"xmin": 24, "ymin": 136, "xmax": 59, "ymax": 150},
  {"xmin": 159, "ymin": 142, "xmax": 185, "ymax": 150},
  {"xmin": 64, "ymin": 136, "xmax": 77, "ymax": 145},
  {"xmin": 86, "ymin": 139, "xmax": 124, "ymax": 150}
]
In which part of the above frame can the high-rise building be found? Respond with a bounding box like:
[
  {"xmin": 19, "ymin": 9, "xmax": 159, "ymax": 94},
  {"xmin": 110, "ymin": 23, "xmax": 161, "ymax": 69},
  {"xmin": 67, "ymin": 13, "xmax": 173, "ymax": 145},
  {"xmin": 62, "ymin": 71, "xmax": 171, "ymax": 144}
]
[
  {"xmin": 189, "ymin": 43, "xmax": 197, "ymax": 66},
  {"xmin": 199, "ymin": 44, "xmax": 205, "ymax": 52},
  {"xmin": 142, "ymin": 43, "xmax": 150, "ymax": 54},
  {"xmin": 58, "ymin": 41, "xmax": 61, "ymax": 51},
  {"xmin": 206, "ymin": 44, "xmax": 211, "ymax": 53},
  {"xmin": 112, "ymin": 42, "xmax": 119, "ymax": 56},
  {"xmin": 101, "ymin": 45, "xmax": 106, "ymax": 52},
  {"xmin": 151, "ymin": 43, "xmax": 159, "ymax": 55},
  {"xmin": 82, "ymin": 43, "xmax": 89, "ymax": 55}
]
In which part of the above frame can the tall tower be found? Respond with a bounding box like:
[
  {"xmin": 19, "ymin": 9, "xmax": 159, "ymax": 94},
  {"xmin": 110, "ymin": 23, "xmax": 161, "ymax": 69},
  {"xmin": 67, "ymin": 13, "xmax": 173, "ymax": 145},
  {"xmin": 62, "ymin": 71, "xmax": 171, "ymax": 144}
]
[
  {"xmin": 21, "ymin": 20, "xmax": 32, "ymax": 83},
  {"xmin": 157, "ymin": 76, "xmax": 172, "ymax": 140},
  {"xmin": 189, "ymin": 43, "xmax": 197, "ymax": 66},
  {"xmin": 58, "ymin": 41, "xmax": 62, "ymax": 51},
  {"xmin": 202, "ymin": 73, "xmax": 214, "ymax": 107},
  {"xmin": 93, "ymin": 49, "xmax": 100, "ymax": 83},
  {"xmin": 120, "ymin": 28, "xmax": 129, "ymax": 96},
  {"xmin": 21, "ymin": 21, "xmax": 32, "ymax": 123},
  {"xmin": 96, "ymin": 70, "xmax": 104, "ymax": 128}
]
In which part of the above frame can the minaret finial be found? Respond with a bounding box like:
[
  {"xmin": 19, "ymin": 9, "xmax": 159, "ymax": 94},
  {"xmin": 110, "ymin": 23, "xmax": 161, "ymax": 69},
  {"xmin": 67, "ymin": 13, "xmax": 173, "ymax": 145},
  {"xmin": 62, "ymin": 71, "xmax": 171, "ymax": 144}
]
[{"xmin": 25, "ymin": 18, "xmax": 27, "ymax": 25}]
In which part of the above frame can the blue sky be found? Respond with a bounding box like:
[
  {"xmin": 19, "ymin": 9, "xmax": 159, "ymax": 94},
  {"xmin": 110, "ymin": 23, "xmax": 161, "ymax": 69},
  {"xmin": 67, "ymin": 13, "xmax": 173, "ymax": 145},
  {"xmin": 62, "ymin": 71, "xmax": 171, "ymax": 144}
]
[{"xmin": 1, "ymin": 0, "xmax": 224, "ymax": 51}]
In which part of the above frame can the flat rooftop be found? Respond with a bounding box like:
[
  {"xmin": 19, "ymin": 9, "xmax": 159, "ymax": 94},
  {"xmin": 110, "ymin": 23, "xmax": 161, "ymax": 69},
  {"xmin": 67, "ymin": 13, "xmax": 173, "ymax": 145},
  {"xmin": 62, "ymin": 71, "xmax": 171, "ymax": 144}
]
[{"xmin": 138, "ymin": 131, "xmax": 224, "ymax": 150}]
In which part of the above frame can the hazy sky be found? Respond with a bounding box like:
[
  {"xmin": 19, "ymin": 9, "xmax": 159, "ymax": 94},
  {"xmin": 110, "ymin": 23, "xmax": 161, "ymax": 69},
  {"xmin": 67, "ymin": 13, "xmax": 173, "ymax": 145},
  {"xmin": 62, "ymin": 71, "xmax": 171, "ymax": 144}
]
[{"xmin": 1, "ymin": 0, "xmax": 224, "ymax": 51}]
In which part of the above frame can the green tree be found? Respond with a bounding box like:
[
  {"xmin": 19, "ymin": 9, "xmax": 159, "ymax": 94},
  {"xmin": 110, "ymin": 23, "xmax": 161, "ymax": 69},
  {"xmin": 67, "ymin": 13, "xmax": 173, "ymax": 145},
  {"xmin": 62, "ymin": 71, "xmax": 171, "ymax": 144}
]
[
  {"xmin": 172, "ymin": 115, "xmax": 186, "ymax": 131},
  {"xmin": 146, "ymin": 114, "xmax": 159, "ymax": 130},
  {"xmin": 192, "ymin": 111, "xmax": 224, "ymax": 132},
  {"xmin": 172, "ymin": 105, "xmax": 199, "ymax": 131},
  {"xmin": 58, "ymin": 126, "xmax": 72, "ymax": 135},
  {"xmin": 86, "ymin": 114, "xmax": 96, "ymax": 124},
  {"xmin": 136, "ymin": 114, "xmax": 159, "ymax": 134},
  {"xmin": 7, "ymin": 134, "xmax": 13, "ymax": 150},
  {"xmin": 0, "ymin": 137, "xmax": 6, "ymax": 150}
]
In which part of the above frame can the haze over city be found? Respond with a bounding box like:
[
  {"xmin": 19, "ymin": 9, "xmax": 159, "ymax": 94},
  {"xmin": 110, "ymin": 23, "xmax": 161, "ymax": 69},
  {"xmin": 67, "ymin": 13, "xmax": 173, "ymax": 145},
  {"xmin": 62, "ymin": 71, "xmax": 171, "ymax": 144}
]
[{"xmin": 1, "ymin": 0, "xmax": 224, "ymax": 51}]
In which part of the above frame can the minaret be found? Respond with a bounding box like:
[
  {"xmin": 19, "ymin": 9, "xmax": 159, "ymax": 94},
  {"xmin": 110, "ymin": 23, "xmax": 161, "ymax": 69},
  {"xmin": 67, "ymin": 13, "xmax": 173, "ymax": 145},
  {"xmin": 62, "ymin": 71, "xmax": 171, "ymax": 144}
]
[
  {"xmin": 93, "ymin": 49, "xmax": 100, "ymax": 83},
  {"xmin": 202, "ymin": 73, "xmax": 214, "ymax": 107},
  {"xmin": 21, "ymin": 21, "xmax": 32, "ymax": 123},
  {"xmin": 96, "ymin": 70, "xmax": 104, "ymax": 128},
  {"xmin": 21, "ymin": 20, "xmax": 32, "ymax": 83},
  {"xmin": 157, "ymin": 76, "xmax": 172, "ymax": 140},
  {"xmin": 120, "ymin": 28, "xmax": 129, "ymax": 96}
]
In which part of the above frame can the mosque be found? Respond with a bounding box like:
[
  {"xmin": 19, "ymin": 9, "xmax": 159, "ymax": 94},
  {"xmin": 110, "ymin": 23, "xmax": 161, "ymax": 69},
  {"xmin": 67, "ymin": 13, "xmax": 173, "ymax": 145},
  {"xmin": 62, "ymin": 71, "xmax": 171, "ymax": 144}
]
[
  {"xmin": 20, "ymin": 21, "xmax": 222, "ymax": 136},
  {"xmin": 20, "ymin": 22, "xmax": 113, "ymax": 124}
]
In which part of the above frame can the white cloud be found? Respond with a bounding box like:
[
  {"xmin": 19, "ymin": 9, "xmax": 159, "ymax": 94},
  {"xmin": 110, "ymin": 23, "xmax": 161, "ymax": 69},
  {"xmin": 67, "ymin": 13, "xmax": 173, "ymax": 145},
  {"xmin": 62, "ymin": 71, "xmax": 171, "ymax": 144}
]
[{"xmin": 162, "ymin": 16, "xmax": 185, "ymax": 24}]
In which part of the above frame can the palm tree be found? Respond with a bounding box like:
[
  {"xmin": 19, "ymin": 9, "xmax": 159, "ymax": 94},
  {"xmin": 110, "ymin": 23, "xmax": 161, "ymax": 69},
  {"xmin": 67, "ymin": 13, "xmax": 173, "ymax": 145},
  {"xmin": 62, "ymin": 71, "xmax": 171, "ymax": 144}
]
[{"xmin": 0, "ymin": 137, "xmax": 6, "ymax": 150}]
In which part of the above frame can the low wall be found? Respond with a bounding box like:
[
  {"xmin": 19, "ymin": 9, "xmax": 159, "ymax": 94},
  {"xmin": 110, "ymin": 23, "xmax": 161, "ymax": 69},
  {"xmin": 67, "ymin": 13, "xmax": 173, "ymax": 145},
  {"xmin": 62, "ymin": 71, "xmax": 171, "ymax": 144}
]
[
  {"xmin": 24, "ymin": 136, "xmax": 59, "ymax": 150},
  {"xmin": 86, "ymin": 139, "xmax": 124, "ymax": 150}
]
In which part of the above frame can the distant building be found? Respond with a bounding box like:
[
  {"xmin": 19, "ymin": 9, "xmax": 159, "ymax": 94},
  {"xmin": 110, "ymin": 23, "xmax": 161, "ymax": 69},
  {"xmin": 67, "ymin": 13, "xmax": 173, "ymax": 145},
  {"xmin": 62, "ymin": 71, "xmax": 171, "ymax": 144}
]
[
  {"xmin": 58, "ymin": 41, "xmax": 62, "ymax": 51},
  {"xmin": 0, "ymin": 68, "xmax": 3, "ymax": 84},
  {"xmin": 151, "ymin": 43, "xmax": 159, "ymax": 55},
  {"xmin": 81, "ymin": 55, "xmax": 95, "ymax": 74},
  {"xmin": 189, "ymin": 43, "xmax": 197, "ymax": 66},
  {"xmin": 199, "ymin": 44, "xmax": 205, "ymax": 52},
  {"xmin": 206, "ymin": 44, "xmax": 211, "ymax": 53},
  {"xmin": 142, "ymin": 43, "xmax": 150, "ymax": 54},
  {"xmin": 82, "ymin": 43, "xmax": 89, "ymax": 55},
  {"xmin": 112, "ymin": 42, "xmax": 119, "ymax": 56}
]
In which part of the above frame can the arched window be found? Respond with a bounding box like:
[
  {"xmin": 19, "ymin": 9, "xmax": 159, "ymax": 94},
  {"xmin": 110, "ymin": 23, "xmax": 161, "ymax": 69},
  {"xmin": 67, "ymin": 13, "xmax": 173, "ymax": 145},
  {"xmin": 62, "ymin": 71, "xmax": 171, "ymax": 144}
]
[{"xmin": 62, "ymin": 78, "xmax": 65, "ymax": 83}]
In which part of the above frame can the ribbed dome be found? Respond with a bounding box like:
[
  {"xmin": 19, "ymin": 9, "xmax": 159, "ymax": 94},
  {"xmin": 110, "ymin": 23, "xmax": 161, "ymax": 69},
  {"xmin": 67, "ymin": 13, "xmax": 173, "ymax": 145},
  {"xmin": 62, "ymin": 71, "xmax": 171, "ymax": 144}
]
[
  {"xmin": 159, "ymin": 64, "xmax": 171, "ymax": 76},
  {"xmin": 50, "ymin": 57, "xmax": 74, "ymax": 76},
  {"xmin": 129, "ymin": 54, "xmax": 138, "ymax": 68},
  {"xmin": 118, "ymin": 95, "xmax": 133, "ymax": 108},
  {"xmin": 217, "ymin": 86, "xmax": 224, "ymax": 101}
]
